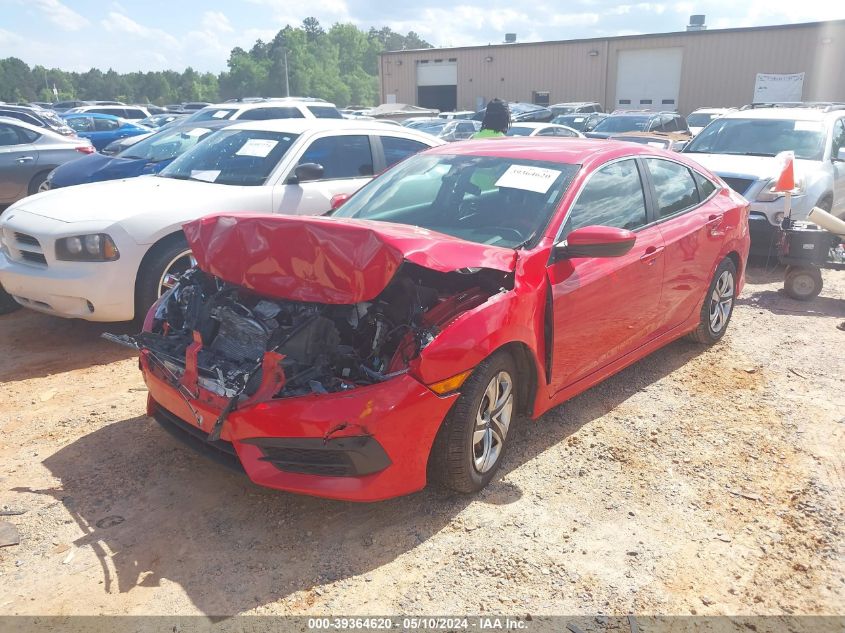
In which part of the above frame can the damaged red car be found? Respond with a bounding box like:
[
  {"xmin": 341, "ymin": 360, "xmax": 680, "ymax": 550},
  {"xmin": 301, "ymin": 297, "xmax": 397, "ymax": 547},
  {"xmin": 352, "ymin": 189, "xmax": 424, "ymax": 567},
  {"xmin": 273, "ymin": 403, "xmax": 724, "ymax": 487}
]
[{"xmin": 113, "ymin": 139, "xmax": 749, "ymax": 501}]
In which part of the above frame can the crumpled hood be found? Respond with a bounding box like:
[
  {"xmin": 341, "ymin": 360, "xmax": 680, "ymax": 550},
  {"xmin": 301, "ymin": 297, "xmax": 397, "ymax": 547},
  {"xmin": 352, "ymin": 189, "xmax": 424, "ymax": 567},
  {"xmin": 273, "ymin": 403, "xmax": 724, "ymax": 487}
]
[
  {"xmin": 50, "ymin": 153, "xmax": 151, "ymax": 187},
  {"xmin": 13, "ymin": 176, "xmax": 248, "ymax": 224},
  {"xmin": 183, "ymin": 213, "xmax": 517, "ymax": 304},
  {"xmin": 684, "ymin": 153, "xmax": 816, "ymax": 182}
]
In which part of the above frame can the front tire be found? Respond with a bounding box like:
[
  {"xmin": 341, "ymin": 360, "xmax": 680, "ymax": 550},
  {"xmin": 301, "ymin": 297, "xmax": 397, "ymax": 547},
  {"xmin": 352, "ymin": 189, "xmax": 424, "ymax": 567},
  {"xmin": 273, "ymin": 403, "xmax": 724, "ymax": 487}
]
[
  {"xmin": 134, "ymin": 234, "xmax": 194, "ymax": 321},
  {"xmin": 429, "ymin": 351, "xmax": 517, "ymax": 493},
  {"xmin": 687, "ymin": 257, "xmax": 737, "ymax": 345},
  {"xmin": 0, "ymin": 283, "xmax": 21, "ymax": 315}
]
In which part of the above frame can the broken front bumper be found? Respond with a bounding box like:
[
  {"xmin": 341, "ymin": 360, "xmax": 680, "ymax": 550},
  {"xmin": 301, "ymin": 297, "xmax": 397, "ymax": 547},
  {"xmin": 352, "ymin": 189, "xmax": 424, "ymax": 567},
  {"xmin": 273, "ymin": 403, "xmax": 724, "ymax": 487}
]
[{"xmin": 142, "ymin": 353, "xmax": 458, "ymax": 501}]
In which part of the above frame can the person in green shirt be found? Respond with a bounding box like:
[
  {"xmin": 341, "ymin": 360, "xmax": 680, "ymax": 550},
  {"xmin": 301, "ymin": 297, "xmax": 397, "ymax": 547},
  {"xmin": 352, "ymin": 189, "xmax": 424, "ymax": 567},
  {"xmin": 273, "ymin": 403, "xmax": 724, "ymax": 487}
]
[{"xmin": 472, "ymin": 98, "xmax": 510, "ymax": 139}]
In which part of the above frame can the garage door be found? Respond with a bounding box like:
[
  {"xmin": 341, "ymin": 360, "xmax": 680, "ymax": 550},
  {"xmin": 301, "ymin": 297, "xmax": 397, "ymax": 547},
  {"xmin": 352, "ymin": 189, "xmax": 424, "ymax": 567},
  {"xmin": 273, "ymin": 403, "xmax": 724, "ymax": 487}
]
[
  {"xmin": 417, "ymin": 60, "xmax": 457, "ymax": 112},
  {"xmin": 615, "ymin": 48, "xmax": 683, "ymax": 111}
]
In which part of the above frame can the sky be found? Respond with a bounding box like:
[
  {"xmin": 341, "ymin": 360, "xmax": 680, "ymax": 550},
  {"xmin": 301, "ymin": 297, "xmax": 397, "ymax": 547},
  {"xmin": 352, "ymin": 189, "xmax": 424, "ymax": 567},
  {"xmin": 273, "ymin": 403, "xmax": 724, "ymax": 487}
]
[{"xmin": 1, "ymin": 0, "xmax": 844, "ymax": 73}]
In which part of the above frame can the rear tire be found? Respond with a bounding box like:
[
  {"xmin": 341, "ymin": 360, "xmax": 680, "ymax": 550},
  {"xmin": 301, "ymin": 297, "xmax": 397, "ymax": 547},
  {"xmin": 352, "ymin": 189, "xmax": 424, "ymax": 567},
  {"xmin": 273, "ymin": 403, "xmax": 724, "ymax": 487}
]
[
  {"xmin": 783, "ymin": 265, "xmax": 822, "ymax": 301},
  {"xmin": 429, "ymin": 351, "xmax": 517, "ymax": 493},
  {"xmin": 134, "ymin": 234, "xmax": 192, "ymax": 321},
  {"xmin": 27, "ymin": 171, "xmax": 51, "ymax": 196},
  {"xmin": 687, "ymin": 258, "xmax": 737, "ymax": 345}
]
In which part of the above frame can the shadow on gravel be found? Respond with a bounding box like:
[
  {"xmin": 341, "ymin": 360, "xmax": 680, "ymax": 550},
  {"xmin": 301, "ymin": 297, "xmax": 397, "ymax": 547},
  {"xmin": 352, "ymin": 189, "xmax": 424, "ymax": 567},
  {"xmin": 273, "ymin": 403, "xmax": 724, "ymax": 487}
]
[
  {"xmin": 16, "ymin": 338, "xmax": 704, "ymax": 616},
  {"xmin": 0, "ymin": 310, "xmax": 137, "ymax": 382}
]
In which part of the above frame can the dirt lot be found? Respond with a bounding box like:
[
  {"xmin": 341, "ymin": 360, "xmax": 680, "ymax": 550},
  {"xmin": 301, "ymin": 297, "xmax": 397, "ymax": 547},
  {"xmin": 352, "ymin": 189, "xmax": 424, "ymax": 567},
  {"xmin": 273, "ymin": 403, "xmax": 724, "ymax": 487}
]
[{"xmin": 0, "ymin": 261, "xmax": 843, "ymax": 617}]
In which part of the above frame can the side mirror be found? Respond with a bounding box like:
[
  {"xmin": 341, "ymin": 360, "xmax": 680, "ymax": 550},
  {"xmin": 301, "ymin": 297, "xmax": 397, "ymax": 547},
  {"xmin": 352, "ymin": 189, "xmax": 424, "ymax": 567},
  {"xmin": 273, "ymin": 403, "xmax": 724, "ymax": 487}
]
[
  {"xmin": 836, "ymin": 148, "xmax": 845, "ymax": 162},
  {"xmin": 554, "ymin": 225, "xmax": 637, "ymax": 259},
  {"xmin": 330, "ymin": 193, "xmax": 351, "ymax": 210},
  {"xmin": 288, "ymin": 162, "xmax": 324, "ymax": 184}
]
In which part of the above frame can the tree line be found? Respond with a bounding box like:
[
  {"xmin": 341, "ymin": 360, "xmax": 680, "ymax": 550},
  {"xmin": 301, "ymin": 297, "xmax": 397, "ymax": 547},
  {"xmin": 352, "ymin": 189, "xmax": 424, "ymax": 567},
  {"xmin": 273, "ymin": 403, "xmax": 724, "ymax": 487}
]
[{"xmin": 0, "ymin": 19, "xmax": 431, "ymax": 107}]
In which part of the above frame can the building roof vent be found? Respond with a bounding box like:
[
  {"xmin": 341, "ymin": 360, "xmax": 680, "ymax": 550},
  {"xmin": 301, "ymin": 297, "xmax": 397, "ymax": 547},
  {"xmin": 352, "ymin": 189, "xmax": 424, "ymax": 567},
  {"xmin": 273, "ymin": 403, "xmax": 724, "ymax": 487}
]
[
  {"xmin": 686, "ymin": 15, "xmax": 706, "ymax": 31},
  {"xmin": 504, "ymin": 33, "xmax": 517, "ymax": 43}
]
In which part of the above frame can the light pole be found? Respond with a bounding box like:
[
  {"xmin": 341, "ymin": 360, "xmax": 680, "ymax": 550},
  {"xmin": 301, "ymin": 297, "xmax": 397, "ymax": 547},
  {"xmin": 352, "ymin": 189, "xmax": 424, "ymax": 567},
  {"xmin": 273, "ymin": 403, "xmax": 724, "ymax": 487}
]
[{"xmin": 283, "ymin": 48, "xmax": 290, "ymax": 97}]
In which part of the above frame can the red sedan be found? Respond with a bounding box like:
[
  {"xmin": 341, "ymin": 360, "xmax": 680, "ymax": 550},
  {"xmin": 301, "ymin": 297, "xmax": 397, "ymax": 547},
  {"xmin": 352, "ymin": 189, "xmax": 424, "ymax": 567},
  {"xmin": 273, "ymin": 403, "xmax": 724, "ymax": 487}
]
[{"xmin": 123, "ymin": 139, "xmax": 749, "ymax": 501}]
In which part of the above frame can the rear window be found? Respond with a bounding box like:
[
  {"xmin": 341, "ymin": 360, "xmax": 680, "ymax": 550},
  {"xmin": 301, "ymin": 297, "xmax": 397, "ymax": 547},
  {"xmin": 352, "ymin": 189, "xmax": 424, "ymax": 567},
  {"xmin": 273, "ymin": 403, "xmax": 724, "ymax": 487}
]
[
  {"xmin": 592, "ymin": 115, "xmax": 649, "ymax": 133},
  {"xmin": 238, "ymin": 107, "xmax": 305, "ymax": 121},
  {"xmin": 307, "ymin": 106, "xmax": 343, "ymax": 119}
]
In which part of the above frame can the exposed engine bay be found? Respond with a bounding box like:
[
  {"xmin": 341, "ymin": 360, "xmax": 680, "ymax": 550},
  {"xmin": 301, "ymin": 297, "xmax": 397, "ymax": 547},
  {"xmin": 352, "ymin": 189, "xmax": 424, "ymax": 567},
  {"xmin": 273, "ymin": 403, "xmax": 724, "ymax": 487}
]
[{"xmin": 107, "ymin": 264, "xmax": 511, "ymax": 404}]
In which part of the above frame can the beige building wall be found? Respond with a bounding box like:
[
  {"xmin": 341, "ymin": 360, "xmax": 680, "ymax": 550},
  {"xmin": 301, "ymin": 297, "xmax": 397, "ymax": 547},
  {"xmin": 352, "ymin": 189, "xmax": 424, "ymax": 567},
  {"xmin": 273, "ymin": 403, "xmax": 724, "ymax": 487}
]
[{"xmin": 379, "ymin": 20, "xmax": 845, "ymax": 114}]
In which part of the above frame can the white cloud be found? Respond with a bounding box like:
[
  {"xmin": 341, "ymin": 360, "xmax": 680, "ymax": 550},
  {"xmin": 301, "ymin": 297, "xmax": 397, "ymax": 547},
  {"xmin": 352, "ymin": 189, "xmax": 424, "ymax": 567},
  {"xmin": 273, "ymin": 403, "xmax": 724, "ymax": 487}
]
[
  {"xmin": 201, "ymin": 11, "xmax": 234, "ymax": 33},
  {"xmin": 0, "ymin": 28, "xmax": 23, "ymax": 46},
  {"xmin": 100, "ymin": 12, "xmax": 180, "ymax": 48},
  {"xmin": 26, "ymin": 0, "xmax": 89, "ymax": 32}
]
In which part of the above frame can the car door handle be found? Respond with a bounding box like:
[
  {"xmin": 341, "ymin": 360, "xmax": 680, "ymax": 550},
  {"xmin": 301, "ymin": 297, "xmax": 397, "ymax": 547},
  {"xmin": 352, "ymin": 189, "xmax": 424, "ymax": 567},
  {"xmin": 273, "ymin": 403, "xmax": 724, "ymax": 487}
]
[
  {"xmin": 16, "ymin": 156, "xmax": 34, "ymax": 163},
  {"xmin": 640, "ymin": 245, "xmax": 664, "ymax": 264}
]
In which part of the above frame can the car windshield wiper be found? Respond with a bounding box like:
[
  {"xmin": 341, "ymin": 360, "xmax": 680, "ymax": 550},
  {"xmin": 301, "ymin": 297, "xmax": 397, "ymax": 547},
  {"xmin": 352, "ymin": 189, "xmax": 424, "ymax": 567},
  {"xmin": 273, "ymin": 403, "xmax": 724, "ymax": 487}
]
[{"xmin": 156, "ymin": 172, "xmax": 189, "ymax": 180}]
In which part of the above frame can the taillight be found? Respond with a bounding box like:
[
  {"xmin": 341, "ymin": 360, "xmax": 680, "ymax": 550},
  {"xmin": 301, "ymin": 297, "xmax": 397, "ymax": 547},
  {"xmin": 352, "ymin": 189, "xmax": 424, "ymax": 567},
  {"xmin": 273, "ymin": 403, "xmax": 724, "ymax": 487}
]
[{"xmin": 76, "ymin": 145, "xmax": 95, "ymax": 155}]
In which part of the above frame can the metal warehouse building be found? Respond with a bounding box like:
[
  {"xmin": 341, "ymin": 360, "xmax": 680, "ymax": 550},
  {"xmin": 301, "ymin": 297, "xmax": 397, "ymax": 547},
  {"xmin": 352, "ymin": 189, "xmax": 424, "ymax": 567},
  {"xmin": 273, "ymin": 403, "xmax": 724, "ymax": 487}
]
[{"xmin": 378, "ymin": 19, "xmax": 845, "ymax": 115}]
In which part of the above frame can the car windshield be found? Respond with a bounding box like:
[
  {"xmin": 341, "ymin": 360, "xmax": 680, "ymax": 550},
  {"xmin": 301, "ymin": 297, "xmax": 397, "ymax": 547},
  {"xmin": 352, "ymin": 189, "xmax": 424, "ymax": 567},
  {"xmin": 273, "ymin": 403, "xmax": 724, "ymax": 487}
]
[
  {"xmin": 506, "ymin": 126, "xmax": 534, "ymax": 136},
  {"xmin": 552, "ymin": 115, "xmax": 587, "ymax": 130},
  {"xmin": 157, "ymin": 129, "xmax": 299, "ymax": 186},
  {"xmin": 332, "ymin": 154, "xmax": 579, "ymax": 248},
  {"xmin": 684, "ymin": 118, "xmax": 826, "ymax": 160},
  {"xmin": 687, "ymin": 113, "xmax": 720, "ymax": 127},
  {"xmin": 119, "ymin": 126, "xmax": 218, "ymax": 161},
  {"xmin": 592, "ymin": 115, "xmax": 649, "ymax": 133}
]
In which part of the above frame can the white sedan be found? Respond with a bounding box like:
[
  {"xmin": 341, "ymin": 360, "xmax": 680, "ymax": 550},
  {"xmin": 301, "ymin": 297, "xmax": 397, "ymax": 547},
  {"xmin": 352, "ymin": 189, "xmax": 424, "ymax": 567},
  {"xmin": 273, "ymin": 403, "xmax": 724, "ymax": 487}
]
[
  {"xmin": 505, "ymin": 123, "xmax": 584, "ymax": 138},
  {"xmin": 0, "ymin": 120, "xmax": 443, "ymax": 322}
]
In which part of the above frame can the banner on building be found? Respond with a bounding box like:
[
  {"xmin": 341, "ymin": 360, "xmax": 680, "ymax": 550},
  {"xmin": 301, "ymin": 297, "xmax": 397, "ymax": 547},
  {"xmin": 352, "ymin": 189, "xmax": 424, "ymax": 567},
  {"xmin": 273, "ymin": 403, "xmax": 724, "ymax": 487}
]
[{"xmin": 753, "ymin": 72, "xmax": 804, "ymax": 103}]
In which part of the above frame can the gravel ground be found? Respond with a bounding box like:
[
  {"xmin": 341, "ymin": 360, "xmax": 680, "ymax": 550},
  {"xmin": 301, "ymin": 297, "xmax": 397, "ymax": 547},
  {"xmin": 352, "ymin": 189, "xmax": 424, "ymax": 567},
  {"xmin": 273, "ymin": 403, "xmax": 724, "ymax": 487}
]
[{"xmin": 0, "ymin": 260, "xmax": 843, "ymax": 617}]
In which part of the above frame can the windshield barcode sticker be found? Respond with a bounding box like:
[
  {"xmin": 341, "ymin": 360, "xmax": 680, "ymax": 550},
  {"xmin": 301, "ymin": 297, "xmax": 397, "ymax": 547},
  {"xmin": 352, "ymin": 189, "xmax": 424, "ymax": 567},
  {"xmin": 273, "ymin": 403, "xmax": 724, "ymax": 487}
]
[
  {"xmin": 235, "ymin": 139, "xmax": 279, "ymax": 158},
  {"xmin": 184, "ymin": 128, "xmax": 210, "ymax": 137},
  {"xmin": 495, "ymin": 165, "xmax": 561, "ymax": 194},
  {"xmin": 211, "ymin": 110, "xmax": 229, "ymax": 119}
]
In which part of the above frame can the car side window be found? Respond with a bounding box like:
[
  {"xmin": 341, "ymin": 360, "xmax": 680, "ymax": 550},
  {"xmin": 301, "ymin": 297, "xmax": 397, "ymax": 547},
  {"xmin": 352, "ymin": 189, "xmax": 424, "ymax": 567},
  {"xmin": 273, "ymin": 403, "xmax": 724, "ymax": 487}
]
[
  {"xmin": 124, "ymin": 109, "xmax": 145, "ymax": 118},
  {"xmin": 94, "ymin": 118, "xmax": 120, "ymax": 131},
  {"xmin": 380, "ymin": 136, "xmax": 429, "ymax": 169},
  {"xmin": 693, "ymin": 171, "xmax": 717, "ymax": 200},
  {"xmin": 0, "ymin": 123, "xmax": 25, "ymax": 146},
  {"xmin": 564, "ymin": 159, "xmax": 648, "ymax": 235},
  {"xmin": 831, "ymin": 119, "xmax": 845, "ymax": 158},
  {"xmin": 298, "ymin": 135, "xmax": 373, "ymax": 180},
  {"xmin": 555, "ymin": 127, "xmax": 578, "ymax": 137},
  {"xmin": 67, "ymin": 117, "xmax": 94, "ymax": 132},
  {"xmin": 645, "ymin": 158, "xmax": 701, "ymax": 218},
  {"xmin": 537, "ymin": 127, "xmax": 557, "ymax": 136}
]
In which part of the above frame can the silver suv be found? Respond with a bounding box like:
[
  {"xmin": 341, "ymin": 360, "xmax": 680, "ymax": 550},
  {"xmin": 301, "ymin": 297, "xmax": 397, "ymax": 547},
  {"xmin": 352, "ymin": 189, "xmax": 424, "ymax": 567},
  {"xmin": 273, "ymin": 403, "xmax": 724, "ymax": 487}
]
[{"xmin": 683, "ymin": 103, "xmax": 845, "ymax": 255}]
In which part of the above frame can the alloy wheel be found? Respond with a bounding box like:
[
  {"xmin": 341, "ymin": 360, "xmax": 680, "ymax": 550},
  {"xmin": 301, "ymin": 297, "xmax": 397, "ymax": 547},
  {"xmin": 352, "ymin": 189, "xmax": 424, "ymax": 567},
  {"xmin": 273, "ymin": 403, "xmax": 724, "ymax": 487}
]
[
  {"xmin": 472, "ymin": 370, "xmax": 514, "ymax": 474},
  {"xmin": 709, "ymin": 270, "xmax": 734, "ymax": 333}
]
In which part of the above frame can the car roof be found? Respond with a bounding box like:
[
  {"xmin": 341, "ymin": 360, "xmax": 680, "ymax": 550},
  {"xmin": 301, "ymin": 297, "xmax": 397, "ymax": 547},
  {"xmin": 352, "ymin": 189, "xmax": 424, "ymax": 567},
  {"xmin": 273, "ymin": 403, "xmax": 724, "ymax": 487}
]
[
  {"xmin": 63, "ymin": 112, "xmax": 135, "ymax": 123},
  {"xmin": 691, "ymin": 107, "xmax": 735, "ymax": 113},
  {"xmin": 204, "ymin": 99, "xmax": 337, "ymax": 111},
  {"xmin": 226, "ymin": 118, "xmax": 443, "ymax": 140},
  {"xmin": 510, "ymin": 122, "xmax": 564, "ymax": 129},
  {"xmin": 425, "ymin": 137, "xmax": 677, "ymax": 164},
  {"xmin": 551, "ymin": 101, "xmax": 600, "ymax": 107},
  {"xmin": 721, "ymin": 107, "xmax": 836, "ymax": 121}
]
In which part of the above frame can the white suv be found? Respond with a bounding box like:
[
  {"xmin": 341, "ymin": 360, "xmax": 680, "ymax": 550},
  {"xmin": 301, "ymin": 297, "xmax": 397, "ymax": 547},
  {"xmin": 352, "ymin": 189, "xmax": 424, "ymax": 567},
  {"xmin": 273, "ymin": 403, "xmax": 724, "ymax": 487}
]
[
  {"xmin": 683, "ymin": 105, "xmax": 845, "ymax": 254},
  {"xmin": 686, "ymin": 107, "xmax": 736, "ymax": 135},
  {"xmin": 0, "ymin": 120, "xmax": 443, "ymax": 322},
  {"xmin": 183, "ymin": 99, "xmax": 342, "ymax": 123}
]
